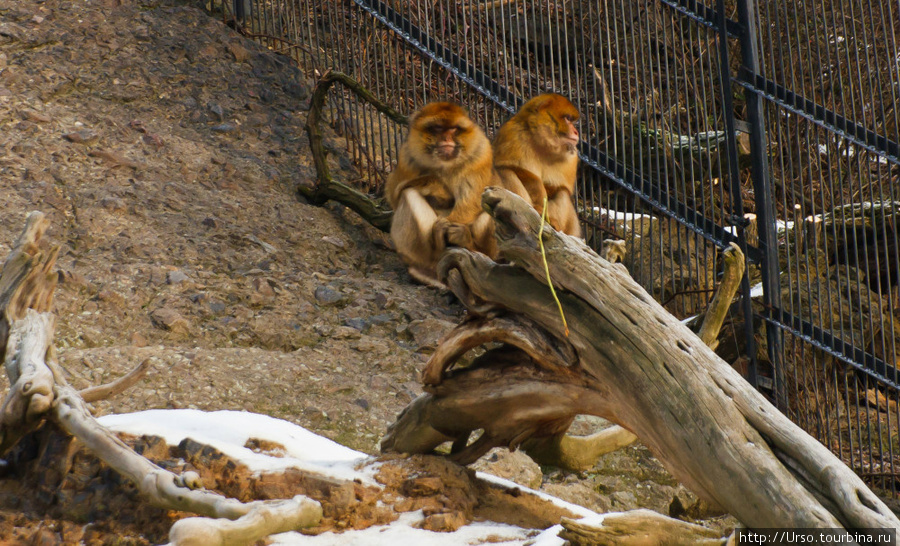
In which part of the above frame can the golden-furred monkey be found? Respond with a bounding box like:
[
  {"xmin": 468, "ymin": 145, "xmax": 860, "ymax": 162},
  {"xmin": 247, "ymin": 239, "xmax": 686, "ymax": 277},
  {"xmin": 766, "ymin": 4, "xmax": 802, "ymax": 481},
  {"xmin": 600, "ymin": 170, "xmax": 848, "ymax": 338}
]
[
  {"xmin": 493, "ymin": 93, "xmax": 582, "ymax": 237},
  {"xmin": 385, "ymin": 102, "xmax": 498, "ymax": 286}
]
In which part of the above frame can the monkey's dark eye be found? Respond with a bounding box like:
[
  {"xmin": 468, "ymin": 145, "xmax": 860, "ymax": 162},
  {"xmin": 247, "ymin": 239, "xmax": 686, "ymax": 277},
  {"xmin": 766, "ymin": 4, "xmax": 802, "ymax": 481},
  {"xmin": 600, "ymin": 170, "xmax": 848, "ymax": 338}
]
[{"xmin": 425, "ymin": 125, "xmax": 443, "ymax": 135}]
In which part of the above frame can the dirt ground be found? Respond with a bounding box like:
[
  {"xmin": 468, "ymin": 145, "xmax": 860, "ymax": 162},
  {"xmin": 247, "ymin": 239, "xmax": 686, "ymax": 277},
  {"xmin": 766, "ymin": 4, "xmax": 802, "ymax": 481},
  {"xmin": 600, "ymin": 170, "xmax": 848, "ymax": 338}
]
[{"xmin": 0, "ymin": 0, "xmax": 725, "ymax": 541}]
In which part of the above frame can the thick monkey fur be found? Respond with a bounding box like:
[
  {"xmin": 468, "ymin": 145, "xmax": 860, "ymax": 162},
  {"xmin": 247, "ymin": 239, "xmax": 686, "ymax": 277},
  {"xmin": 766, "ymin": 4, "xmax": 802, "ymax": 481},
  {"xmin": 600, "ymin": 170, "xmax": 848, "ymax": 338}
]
[
  {"xmin": 385, "ymin": 102, "xmax": 498, "ymax": 286},
  {"xmin": 493, "ymin": 93, "xmax": 582, "ymax": 237}
]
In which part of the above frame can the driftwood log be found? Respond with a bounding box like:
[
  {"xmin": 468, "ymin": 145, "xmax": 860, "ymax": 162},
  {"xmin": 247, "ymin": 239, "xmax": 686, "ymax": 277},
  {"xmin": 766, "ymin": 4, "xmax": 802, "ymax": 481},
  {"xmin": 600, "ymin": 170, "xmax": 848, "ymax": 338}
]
[
  {"xmin": 0, "ymin": 212, "xmax": 322, "ymax": 545},
  {"xmin": 381, "ymin": 188, "xmax": 900, "ymax": 531}
]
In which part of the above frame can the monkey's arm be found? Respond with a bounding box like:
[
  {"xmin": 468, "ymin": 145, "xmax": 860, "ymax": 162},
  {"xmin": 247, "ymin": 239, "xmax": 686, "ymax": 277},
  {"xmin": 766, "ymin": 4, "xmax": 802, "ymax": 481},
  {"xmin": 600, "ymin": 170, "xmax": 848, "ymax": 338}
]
[
  {"xmin": 495, "ymin": 167, "xmax": 532, "ymax": 203},
  {"xmin": 386, "ymin": 173, "xmax": 440, "ymax": 205},
  {"xmin": 546, "ymin": 189, "xmax": 582, "ymax": 238},
  {"xmin": 496, "ymin": 166, "xmax": 547, "ymax": 212},
  {"xmin": 391, "ymin": 189, "xmax": 445, "ymax": 268}
]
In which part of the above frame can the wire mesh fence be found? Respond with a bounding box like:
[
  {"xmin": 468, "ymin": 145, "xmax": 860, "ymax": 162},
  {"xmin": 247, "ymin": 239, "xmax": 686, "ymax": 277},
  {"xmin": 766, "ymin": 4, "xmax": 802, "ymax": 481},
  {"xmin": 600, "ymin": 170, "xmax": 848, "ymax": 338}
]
[{"xmin": 202, "ymin": 0, "xmax": 900, "ymax": 496}]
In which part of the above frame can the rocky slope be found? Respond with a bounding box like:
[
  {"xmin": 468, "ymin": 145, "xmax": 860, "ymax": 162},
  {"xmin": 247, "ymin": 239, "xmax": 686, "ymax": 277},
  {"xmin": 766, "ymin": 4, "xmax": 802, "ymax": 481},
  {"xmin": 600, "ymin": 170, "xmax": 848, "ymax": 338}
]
[{"xmin": 0, "ymin": 0, "xmax": 725, "ymax": 540}]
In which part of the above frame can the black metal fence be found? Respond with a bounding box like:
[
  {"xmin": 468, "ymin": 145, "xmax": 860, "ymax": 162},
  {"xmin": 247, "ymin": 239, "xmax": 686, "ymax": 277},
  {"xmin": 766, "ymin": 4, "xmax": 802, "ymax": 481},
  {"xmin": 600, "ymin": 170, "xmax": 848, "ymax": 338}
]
[{"xmin": 204, "ymin": 0, "xmax": 900, "ymax": 496}]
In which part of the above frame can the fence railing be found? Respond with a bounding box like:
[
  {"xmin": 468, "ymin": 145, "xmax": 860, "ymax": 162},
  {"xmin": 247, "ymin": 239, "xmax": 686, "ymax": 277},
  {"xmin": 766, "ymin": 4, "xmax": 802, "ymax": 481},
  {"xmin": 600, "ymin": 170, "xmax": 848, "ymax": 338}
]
[{"xmin": 206, "ymin": 0, "xmax": 900, "ymax": 496}]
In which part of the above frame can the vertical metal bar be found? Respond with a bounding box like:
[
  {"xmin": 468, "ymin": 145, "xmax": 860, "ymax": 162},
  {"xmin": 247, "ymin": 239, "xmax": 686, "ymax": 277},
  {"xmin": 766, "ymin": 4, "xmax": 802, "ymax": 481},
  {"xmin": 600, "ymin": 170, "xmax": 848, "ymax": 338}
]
[
  {"xmin": 739, "ymin": 0, "xmax": 786, "ymax": 406},
  {"xmin": 716, "ymin": 0, "xmax": 761, "ymax": 390}
]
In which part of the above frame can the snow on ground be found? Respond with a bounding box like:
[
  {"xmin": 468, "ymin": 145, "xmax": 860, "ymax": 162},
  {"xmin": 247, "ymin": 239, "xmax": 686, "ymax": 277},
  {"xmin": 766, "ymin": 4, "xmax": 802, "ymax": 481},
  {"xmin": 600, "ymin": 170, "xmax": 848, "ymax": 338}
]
[
  {"xmin": 99, "ymin": 410, "xmax": 604, "ymax": 545},
  {"xmin": 99, "ymin": 409, "xmax": 369, "ymax": 483}
]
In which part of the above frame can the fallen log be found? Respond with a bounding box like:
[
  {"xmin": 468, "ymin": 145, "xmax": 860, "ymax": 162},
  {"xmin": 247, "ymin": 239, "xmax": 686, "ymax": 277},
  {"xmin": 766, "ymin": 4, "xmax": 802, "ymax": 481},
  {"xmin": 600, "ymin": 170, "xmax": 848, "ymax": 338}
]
[
  {"xmin": 381, "ymin": 188, "xmax": 900, "ymax": 531},
  {"xmin": 0, "ymin": 212, "xmax": 322, "ymax": 545}
]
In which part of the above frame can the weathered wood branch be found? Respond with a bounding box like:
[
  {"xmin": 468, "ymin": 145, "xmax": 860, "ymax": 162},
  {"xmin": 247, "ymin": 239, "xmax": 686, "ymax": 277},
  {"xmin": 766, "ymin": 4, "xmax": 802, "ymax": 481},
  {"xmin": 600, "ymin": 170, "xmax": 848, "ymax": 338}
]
[
  {"xmin": 697, "ymin": 242, "xmax": 745, "ymax": 350},
  {"xmin": 168, "ymin": 495, "xmax": 323, "ymax": 546},
  {"xmin": 79, "ymin": 358, "xmax": 151, "ymax": 403},
  {"xmin": 302, "ymin": 70, "xmax": 401, "ymax": 231},
  {"xmin": 381, "ymin": 189, "xmax": 900, "ymax": 531},
  {"xmin": 0, "ymin": 212, "xmax": 322, "ymax": 545},
  {"xmin": 560, "ymin": 510, "xmax": 729, "ymax": 545},
  {"xmin": 521, "ymin": 426, "xmax": 638, "ymax": 472}
]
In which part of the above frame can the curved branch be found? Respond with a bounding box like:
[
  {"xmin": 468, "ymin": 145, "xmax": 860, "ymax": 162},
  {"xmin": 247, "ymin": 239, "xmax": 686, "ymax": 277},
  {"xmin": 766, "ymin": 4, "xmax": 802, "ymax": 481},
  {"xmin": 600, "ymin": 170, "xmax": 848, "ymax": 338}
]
[
  {"xmin": 79, "ymin": 358, "xmax": 152, "ymax": 403},
  {"xmin": 168, "ymin": 495, "xmax": 322, "ymax": 546},
  {"xmin": 421, "ymin": 314, "xmax": 577, "ymax": 386},
  {"xmin": 302, "ymin": 70, "xmax": 401, "ymax": 231},
  {"xmin": 383, "ymin": 348, "xmax": 611, "ymax": 464}
]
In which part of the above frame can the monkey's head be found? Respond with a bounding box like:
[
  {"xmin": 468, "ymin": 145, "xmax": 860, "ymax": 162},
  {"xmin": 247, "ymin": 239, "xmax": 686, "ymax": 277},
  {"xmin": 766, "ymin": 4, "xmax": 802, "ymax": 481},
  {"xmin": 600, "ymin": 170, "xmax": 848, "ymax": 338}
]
[
  {"xmin": 519, "ymin": 93, "xmax": 580, "ymax": 159},
  {"xmin": 408, "ymin": 102, "xmax": 490, "ymax": 170}
]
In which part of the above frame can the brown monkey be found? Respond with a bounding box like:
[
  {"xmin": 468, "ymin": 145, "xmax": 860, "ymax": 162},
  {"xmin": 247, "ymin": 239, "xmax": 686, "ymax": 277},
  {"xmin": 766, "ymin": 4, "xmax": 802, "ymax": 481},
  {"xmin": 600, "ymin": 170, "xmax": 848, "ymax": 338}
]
[
  {"xmin": 493, "ymin": 93, "xmax": 582, "ymax": 237},
  {"xmin": 385, "ymin": 102, "xmax": 498, "ymax": 286}
]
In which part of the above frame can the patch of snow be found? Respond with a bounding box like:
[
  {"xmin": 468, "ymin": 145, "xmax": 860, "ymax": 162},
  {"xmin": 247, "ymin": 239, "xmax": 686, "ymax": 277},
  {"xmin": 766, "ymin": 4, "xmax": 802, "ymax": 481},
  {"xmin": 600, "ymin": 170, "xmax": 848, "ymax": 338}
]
[
  {"xmin": 271, "ymin": 511, "xmax": 540, "ymax": 545},
  {"xmin": 102, "ymin": 409, "xmax": 606, "ymax": 545},
  {"xmin": 99, "ymin": 409, "xmax": 369, "ymax": 482}
]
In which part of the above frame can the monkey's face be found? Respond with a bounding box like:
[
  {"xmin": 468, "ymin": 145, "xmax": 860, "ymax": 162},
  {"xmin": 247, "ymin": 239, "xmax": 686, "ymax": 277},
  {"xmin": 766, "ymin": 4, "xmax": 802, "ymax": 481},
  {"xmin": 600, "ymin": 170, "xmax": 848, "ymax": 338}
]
[
  {"xmin": 424, "ymin": 122, "xmax": 463, "ymax": 161},
  {"xmin": 542, "ymin": 103, "xmax": 580, "ymax": 155},
  {"xmin": 520, "ymin": 94, "xmax": 580, "ymax": 159},
  {"xmin": 409, "ymin": 103, "xmax": 486, "ymax": 170}
]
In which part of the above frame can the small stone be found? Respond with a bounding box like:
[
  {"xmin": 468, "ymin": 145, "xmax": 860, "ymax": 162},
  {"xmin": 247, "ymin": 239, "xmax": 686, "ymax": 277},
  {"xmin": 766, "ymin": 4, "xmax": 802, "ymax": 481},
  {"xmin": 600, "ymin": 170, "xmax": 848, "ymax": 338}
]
[
  {"xmin": 167, "ymin": 270, "xmax": 189, "ymax": 284},
  {"xmin": 57, "ymin": 270, "xmax": 91, "ymax": 289},
  {"xmin": 202, "ymin": 216, "xmax": 220, "ymax": 228},
  {"xmin": 97, "ymin": 290, "xmax": 125, "ymax": 307},
  {"xmin": 353, "ymin": 398, "xmax": 370, "ymax": 410},
  {"xmin": 150, "ymin": 307, "xmax": 188, "ymax": 332},
  {"xmin": 228, "ymin": 42, "xmax": 250, "ymax": 63},
  {"xmin": 210, "ymin": 122, "xmax": 236, "ymax": 133},
  {"xmin": 142, "ymin": 133, "xmax": 165, "ymax": 148},
  {"xmin": 25, "ymin": 110, "xmax": 51, "ymax": 123},
  {"xmin": 420, "ymin": 511, "xmax": 467, "ymax": 532},
  {"xmin": 252, "ymin": 277, "xmax": 276, "ymax": 297},
  {"xmin": 207, "ymin": 102, "xmax": 225, "ymax": 121},
  {"xmin": 314, "ymin": 285, "xmax": 343, "ymax": 305},
  {"xmin": 407, "ymin": 317, "xmax": 455, "ymax": 351},
  {"xmin": 99, "ymin": 196, "xmax": 126, "ymax": 212},
  {"xmin": 343, "ymin": 317, "xmax": 368, "ymax": 332},
  {"xmin": 330, "ymin": 326, "xmax": 361, "ymax": 340},
  {"xmin": 471, "ymin": 448, "xmax": 543, "ymax": 489},
  {"xmin": 149, "ymin": 267, "xmax": 168, "ymax": 285},
  {"xmin": 369, "ymin": 313, "xmax": 392, "ymax": 325},
  {"xmin": 302, "ymin": 407, "xmax": 328, "ymax": 426},
  {"xmin": 130, "ymin": 332, "xmax": 148, "ymax": 347},
  {"xmin": 610, "ymin": 490, "xmax": 638, "ymax": 509},
  {"xmin": 63, "ymin": 129, "xmax": 99, "ymax": 144},
  {"xmin": 322, "ymin": 235, "xmax": 345, "ymax": 249},
  {"xmin": 353, "ymin": 337, "xmax": 389, "ymax": 354},
  {"xmin": 403, "ymin": 476, "xmax": 443, "ymax": 497}
]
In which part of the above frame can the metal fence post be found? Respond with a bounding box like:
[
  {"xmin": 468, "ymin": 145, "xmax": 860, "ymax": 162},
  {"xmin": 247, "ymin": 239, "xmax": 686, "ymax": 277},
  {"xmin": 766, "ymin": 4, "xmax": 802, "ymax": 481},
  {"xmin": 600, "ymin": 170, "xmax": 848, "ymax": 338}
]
[
  {"xmin": 715, "ymin": 0, "xmax": 759, "ymax": 390},
  {"xmin": 733, "ymin": 0, "xmax": 787, "ymax": 410}
]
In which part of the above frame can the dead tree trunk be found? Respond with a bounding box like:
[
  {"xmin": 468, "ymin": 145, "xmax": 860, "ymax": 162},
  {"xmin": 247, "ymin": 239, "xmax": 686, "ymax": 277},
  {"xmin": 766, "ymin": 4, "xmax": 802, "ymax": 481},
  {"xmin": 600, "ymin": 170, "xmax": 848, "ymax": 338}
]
[
  {"xmin": 0, "ymin": 212, "xmax": 322, "ymax": 545},
  {"xmin": 381, "ymin": 188, "xmax": 900, "ymax": 532}
]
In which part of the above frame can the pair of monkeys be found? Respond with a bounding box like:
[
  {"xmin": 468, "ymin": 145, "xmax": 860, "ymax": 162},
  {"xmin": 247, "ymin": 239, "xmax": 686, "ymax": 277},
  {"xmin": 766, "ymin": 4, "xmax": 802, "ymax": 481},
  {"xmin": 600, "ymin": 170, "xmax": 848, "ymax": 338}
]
[{"xmin": 386, "ymin": 94, "xmax": 581, "ymax": 286}]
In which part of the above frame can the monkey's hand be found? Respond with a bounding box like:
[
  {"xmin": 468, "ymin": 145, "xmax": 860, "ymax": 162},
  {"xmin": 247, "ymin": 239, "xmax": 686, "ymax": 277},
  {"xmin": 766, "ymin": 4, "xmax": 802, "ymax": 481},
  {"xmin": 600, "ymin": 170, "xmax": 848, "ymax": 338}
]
[{"xmin": 434, "ymin": 218, "xmax": 474, "ymax": 250}]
